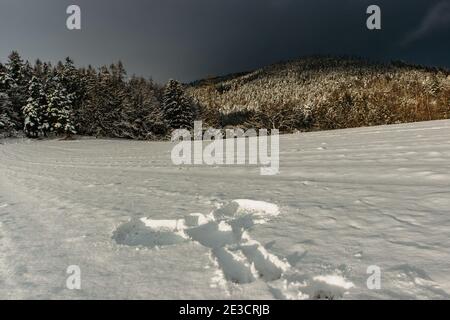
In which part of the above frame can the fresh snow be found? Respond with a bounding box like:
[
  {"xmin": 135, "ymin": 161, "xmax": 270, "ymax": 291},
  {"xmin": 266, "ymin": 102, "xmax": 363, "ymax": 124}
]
[
  {"xmin": 232, "ymin": 200, "xmax": 280, "ymax": 217},
  {"xmin": 313, "ymin": 275, "xmax": 355, "ymax": 290},
  {"xmin": 1, "ymin": 120, "xmax": 450, "ymax": 299}
]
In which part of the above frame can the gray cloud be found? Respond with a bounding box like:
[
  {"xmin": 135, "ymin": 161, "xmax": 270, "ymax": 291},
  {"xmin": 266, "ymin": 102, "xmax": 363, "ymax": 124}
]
[{"xmin": 0, "ymin": 0, "xmax": 449, "ymax": 83}]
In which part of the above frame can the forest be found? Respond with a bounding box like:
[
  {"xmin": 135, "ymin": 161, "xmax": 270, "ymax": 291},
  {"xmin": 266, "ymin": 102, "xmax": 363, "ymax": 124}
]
[
  {"xmin": 0, "ymin": 51, "xmax": 196, "ymax": 139},
  {"xmin": 1, "ymin": 52, "xmax": 449, "ymax": 139}
]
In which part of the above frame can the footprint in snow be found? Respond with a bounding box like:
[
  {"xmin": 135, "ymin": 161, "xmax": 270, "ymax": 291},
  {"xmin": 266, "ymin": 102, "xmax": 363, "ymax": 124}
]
[
  {"xmin": 113, "ymin": 200, "xmax": 288, "ymax": 283},
  {"xmin": 112, "ymin": 199, "xmax": 354, "ymax": 299}
]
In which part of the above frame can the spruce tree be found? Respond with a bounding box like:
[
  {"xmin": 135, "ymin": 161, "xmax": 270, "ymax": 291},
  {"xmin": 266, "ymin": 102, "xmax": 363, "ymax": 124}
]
[
  {"xmin": 88, "ymin": 63, "xmax": 127, "ymax": 137},
  {"xmin": 76, "ymin": 65, "xmax": 99, "ymax": 135},
  {"xmin": 22, "ymin": 76, "xmax": 48, "ymax": 138},
  {"xmin": 47, "ymin": 80, "xmax": 76, "ymax": 136},
  {"xmin": 1, "ymin": 65, "xmax": 15, "ymax": 136},
  {"xmin": 0, "ymin": 93, "xmax": 15, "ymax": 136},
  {"xmin": 117, "ymin": 76, "xmax": 168, "ymax": 139},
  {"xmin": 4, "ymin": 52, "xmax": 31, "ymax": 127},
  {"xmin": 162, "ymin": 79, "xmax": 194, "ymax": 130},
  {"xmin": 59, "ymin": 58, "xmax": 85, "ymax": 107},
  {"xmin": 56, "ymin": 58, "xmax": 85, "ymax": 133}
]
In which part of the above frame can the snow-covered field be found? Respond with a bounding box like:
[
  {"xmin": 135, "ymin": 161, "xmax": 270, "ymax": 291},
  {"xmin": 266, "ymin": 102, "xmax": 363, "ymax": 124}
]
[{"xmin": 1, "ymin": 120, "xmax": 450, "ymax": 300}]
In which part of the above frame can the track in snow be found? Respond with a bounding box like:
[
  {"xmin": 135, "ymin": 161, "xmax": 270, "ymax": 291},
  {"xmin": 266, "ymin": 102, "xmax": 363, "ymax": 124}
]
[{"xmin": 1, "ymin": 120, "xmax": 450, "ymax": 299}]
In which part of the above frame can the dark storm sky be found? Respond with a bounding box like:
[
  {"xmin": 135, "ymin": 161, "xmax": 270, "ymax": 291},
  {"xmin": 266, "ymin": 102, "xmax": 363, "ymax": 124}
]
[{"xmin": 0, "ymin": 0, "xmax": 449, "ymax": 83}]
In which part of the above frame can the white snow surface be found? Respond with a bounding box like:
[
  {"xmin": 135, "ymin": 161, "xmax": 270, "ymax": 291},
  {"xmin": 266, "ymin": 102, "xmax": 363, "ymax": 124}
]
[
  {"xmin": 1, "ymin": 120, "xmax": 450, "ymax": 299},
  {"xmin": 232, "ymin": 200, "xmax": 280, "ymax": 217}
]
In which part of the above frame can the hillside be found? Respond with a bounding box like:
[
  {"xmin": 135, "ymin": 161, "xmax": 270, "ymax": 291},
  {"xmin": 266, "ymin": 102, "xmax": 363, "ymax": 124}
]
[{"xmin": 187, "ymin": 56, "xmax": 450, "ymax": 131}]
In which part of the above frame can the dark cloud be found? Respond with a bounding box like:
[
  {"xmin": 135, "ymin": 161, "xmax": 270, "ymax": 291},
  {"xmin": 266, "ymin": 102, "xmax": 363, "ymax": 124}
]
[
  {"xmin": 402, "ymin": 0, "xmax": 450, "ymax": 45},
  {"xmin": 0, "ymin": 0, "xmax": 449, "ymax": 83}
]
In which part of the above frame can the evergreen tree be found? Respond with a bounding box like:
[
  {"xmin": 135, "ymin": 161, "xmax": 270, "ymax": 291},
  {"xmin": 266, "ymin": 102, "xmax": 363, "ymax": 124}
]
[
  {"xmin": 76, "ymin": 65, "xmax": 99, "ymax": 135},
  {"xmin": 47, "ymin": 80, "xmax": 76, "ymax": 136},
  {"xmin": 22, "ymin": 76, "xmax": 48, "ymax": 138},
  {"xmin": 0, "ymin": 93, "xmax": 15, "ymax": 136},
  {"xmin": 59, "ymin": 58, "xmax": 85, "ymax": 107},
  {"xmin": 56, "ymin": 58, "xmax": 86, "ymax": 133},
  {"xmin": 162, "ymin": 79, "xmax": 195, "ymax": 130},
  {"xmin": 85, "ymin": 63, "xmax": 127, "ymax": 137},
  {"xmin": 1, "ymin": 62, "xmax": 16, "ymax": 136},
  {"xmin": 5, "ymin": 52, "xmax": 24, "ymax": 81},
  {"xmin": 117, "ymin": 76, "xmax": 168, "ymax": 139},
  {"xmin": 3, "ymin": 52, "xmax": 31, "ymax": 127}
]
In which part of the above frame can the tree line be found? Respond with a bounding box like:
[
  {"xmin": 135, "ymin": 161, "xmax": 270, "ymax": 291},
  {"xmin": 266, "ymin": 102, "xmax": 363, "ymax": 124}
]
[
  {"xmin": 2, "ymin": 52, "xmax": 449, "ymax": 139},
  {"xmin": 0, "ymin": 51, "xmax": 197, "ymax": 139}
]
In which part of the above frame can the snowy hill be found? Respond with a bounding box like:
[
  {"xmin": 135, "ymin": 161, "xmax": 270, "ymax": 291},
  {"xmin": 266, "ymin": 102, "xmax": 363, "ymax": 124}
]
[
  {"xmin": 188, "ymin": 57, "xmax": 450, "ymax": 131},
  {"xmin": 1, "ymin": 120, "xmax": 450, "ymax": 299}
]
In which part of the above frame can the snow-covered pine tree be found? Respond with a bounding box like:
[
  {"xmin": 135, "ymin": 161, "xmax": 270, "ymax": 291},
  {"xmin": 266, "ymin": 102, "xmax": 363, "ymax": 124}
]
[
  {"xmin": 58, "ymin": 58, "xmax": 85, "ymax": 106},
  {"xmin": 56, "ymin": 58, "xmax": 85, "ymax": 133},
  {"xmin": 47, "ymin": 80, "xmax": 76, "ymax": 136},
  {"xmin": 85, "ymin": 62, "xmax": 128, "ymax": 137},
  {"xmin": 75, "ymin": 65, "xmax": 99, "ymax": 135},
  {"xmin": 162, "ymin": 79, "xmax": 195, "ymax": 130},
  {"xmin": 0, "ymin": 62, "xmax": 15, "ymax": 135},
  {"xmin": 117, "ymin": 76, "xmax": 168, "ymax": 139},
  {"xmin": 0, "ymin": 93, "xmax": 16, "ymax": 136},
  {"xmin": 22, "ymin": 76, "xmax": 48, "ymax": 138},
  {"xmin": 0, "ymin": 62, "xmax": 6, "ymax": 84},
  {"xmin": 4, "ymin": 52, "xmax": 31, "ymax": 128}
]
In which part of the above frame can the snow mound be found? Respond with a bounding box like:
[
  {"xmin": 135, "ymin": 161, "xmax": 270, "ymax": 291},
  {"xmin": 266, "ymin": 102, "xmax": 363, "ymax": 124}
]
[
  {"xmin": 313, "ymin": 274, "xmax": 355, "ymax": 290},
  {"xmin": 268, "ymin": 273, "xmax": 352, "ymax": 300},
  {"xmin": 240, "ymin": 241, "xmax": 289, "ymax": 281},
  {"xmin": 213, "ymin": 247, "xmax": 256, "ymax": 284},
  {"xmin": 112, "ymin": 218, "xmax": 187, "ymax": 248},
  {"xmin": 110, "ymin": 199, "xmax": 362, "ymax": 299},
  {"xmin": 112, "ymin": 199, "xmax": 290, "ymax": 287},
  {"xmin": 111, "ymin": 200, "xmax": 359, "ymax": 298},
  {"xmin": 186, "ymin": 221, "xmax": 241, "ymax": 249},
  {"xmin": 184, "ymin": 213, "xmax": 210, "ymax": 227},
  {"xmin": 214, "ymin": 199, "xmax": 280, "ymax": 224},
  {"xmin": 140, "ymin": 217, "xmax": 186, "ymax": 231}
]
